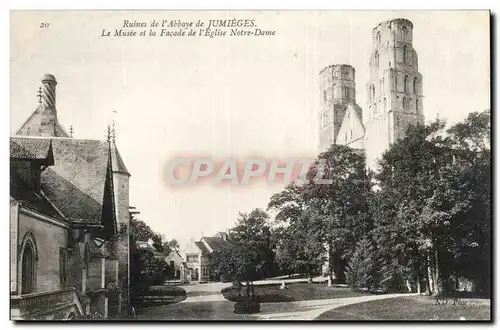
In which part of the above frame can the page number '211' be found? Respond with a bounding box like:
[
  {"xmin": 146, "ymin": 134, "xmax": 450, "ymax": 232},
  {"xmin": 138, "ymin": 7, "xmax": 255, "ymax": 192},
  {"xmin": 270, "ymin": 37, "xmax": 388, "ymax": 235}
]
[{"xmin": 40, "ymin": 22, "xmax": 50, "ymax": 28}]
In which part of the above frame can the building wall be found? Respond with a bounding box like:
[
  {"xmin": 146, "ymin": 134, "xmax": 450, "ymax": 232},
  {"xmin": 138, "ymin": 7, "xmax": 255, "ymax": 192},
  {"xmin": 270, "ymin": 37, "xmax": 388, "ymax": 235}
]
[
  {"xmin": 11, "ymin": 201, "xmax": 19, "ymax": 293},
  {"xmin": 337, "ymin": 105, "xmax": 365, "ymax": 150},
  {"xmin": 318, "ymin": 65, "xmax": 364, "ymax": 153},
  {"xmin": 17, "ymin": 210, "xmax": 68, "ymax": 293},
  {"xmin": 112, "ymin": 171, "xmax": 130, "ymax": 307},
  {"xmin": 364, "ymin": 18, "xmax": 424, "ymax": 170}
]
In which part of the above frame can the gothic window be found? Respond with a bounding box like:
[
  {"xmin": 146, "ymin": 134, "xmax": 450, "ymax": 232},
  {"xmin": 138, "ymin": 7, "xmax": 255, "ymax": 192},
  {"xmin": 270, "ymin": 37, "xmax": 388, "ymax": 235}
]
[
  {"xmin": 21, "ymin": 235, "xmax": 37, "ymax": 294},
  {"xmin": 416, "ymin": 98, "xmax": 420, "ymax": 111},
  {"xmin": 404, "ymin": 76, "xmax": 409, "ymax": 93},
  {"xmin": 323, "ymin": 90, "xmax": 327, "ymax": 102},
  {"xmin": 413, "ymin": 77, "xmax": 418, "ymax": 94},
  {"xmin": 376, "ymin": 31, "xmax": 381, "ymax": 44},
  {"xmin": 372, "ymin": 85, "xmax": 376, "ymax": 100},
  {"xmin": 384, "ymin": 98, "xmax": 387, "ymax": 110},
  {"xmin": 403, "ymin": 46, "xmax": 408, "ymax": 63},
  {"xmin": 403, "ymin": 97, "xmax": 408, "ymax": 110},
  {"xmin": 374, "ymin": 51, "xmax": 379, "ymax": 68},
  {"xmin": 350, "ymin": 129, "xmax": 353, "ymax": 139}
]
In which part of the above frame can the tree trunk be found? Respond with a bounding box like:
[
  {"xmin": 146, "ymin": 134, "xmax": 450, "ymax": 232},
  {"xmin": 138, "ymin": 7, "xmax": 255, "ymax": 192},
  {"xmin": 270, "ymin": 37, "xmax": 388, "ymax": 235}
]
[
  {"xmin": 416, "ymin": 269, "xmax": 421, "ymax": 294},
  {"xmin": 434, "ymin": 248, "xmax": 442, "ymax": 295},
  {"xmin": 426, "ymin": 252, "xmax": 434, "ymax": 295}
]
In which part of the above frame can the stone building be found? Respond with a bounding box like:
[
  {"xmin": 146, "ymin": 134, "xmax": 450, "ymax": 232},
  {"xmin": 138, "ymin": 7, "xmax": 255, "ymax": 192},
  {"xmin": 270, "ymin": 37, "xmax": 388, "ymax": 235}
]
[
  {"xmin": 318, "ymin": 18, "xmax": 425, "ymax": 280},
  {"xmin": 319, "ymin": 18, "xmax": 425, "ymax": 169},
  {"xmin": 10, "ymin": 74, "xmax": 131, "ymax": 320},
  {"xmin": 182, "ymin": 232, "xmax": 229, "ymax": 283}
]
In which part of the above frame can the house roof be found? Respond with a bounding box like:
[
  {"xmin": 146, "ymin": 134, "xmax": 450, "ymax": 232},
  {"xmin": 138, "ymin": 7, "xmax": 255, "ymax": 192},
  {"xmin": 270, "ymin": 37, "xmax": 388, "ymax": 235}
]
[
  {"xmin": 40, "ymin": 138, "xmax": 111, "ymax": 225},
  {"xmin": 10, "ymin": 171, "xmax": 63, "ymax": 220},
  {"xmin": 202, "ymin": 236, "xmax": 226, "ymax": 252},
  {"xmin": 194, "ymin": 241, "xmax": 211, "ymax": 255},
  {"xmin": 10, "ymin": 137, "xmax": 54, "ymax": 165}
]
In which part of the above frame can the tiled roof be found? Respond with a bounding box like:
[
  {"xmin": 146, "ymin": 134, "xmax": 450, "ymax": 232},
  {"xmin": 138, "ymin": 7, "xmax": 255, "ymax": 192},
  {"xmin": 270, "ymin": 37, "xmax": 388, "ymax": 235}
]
[
  {"xmin": 41, "ymin": 138, "xmax": 110, "ymax": 224},
  {"xmin": 10, "ymin": 172, "xmax": 63, "ymax": 220},
  {"xmin": 10, "ymin": 137, "xmax": 53, "ymax": 164}
]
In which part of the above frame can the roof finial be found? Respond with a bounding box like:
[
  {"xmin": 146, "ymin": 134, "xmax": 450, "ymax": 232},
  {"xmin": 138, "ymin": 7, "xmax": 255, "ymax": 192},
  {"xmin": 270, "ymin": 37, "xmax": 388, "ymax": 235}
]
[
  {"xmin": 107, "ymin": 125, "xmax": 111, "ymax": 142},
  {"xmin": 111, "ymin": 120, "xmax": 116, "ymax": 143},
  {"xmin": 37, "ymin": 87, "xmax": 43, "ymax": 104},
  {"xmin": 69, "ymin": 125, "xmax": 74, "ymax": 138}
]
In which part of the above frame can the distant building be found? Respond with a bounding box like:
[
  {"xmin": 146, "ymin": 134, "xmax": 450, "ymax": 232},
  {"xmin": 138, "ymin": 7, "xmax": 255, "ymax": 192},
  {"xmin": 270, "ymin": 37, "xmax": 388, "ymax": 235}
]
[
  {"xmin": 318, "ymin": 18, "xmax": 425, "ymax": 280},
  {"xmin": 182, "ymin": 232, "xmax": 229, "ymax": 283},
  {"xmin": 10, "ymin": 74, "xmax": 131, "ymax": 320},
  {"xmin": 318, "ymin": 19, "xmax": 425, "ymax": 169},
  {"xmin": 164, "ymin": 250, "xmax": 188, "ymax": 283}
]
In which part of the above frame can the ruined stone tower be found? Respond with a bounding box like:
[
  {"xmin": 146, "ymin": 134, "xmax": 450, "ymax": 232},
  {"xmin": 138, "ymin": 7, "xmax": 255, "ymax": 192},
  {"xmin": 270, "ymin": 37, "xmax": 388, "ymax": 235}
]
[
  {"xmin": 318, "ymin": 64, "xmax": 363, "ymax": 153},
  {"xmin": 364, "ymin": 18, "xmax": 425, "ymax": 169}
]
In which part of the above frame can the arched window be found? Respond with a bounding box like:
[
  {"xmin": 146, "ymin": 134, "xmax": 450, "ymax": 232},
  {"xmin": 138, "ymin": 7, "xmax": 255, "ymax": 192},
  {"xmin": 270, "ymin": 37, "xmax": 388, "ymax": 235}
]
[
  {"xmin": 403, "ymin": 46, "xmax": 408, "ymax": 63},
  {"xmin": 416, "ymin": 98, "xmax": 419, "ymax": 111},
  {"xmin": 413, "ymin": 77, "xmax": 418, "ymax": 94},
  {"xmin": 404, "ymin": 76, "xmax": 409, "ymax": 93},
  {"xmin": 374, "ymin": 51, "xmax": 379, "ymax": 68},
  {"xmin": 376, "ymin": 31, "xmax": 381, "ymax": 44},
  {"xmin": 402, "ymin": 26, "xmax": 408, "ymax": 42},
  {"xmin": 20, "ymin": 234, "xmax": 38, "ymax": 294},
  {"xmin": 403, "ymin": 97, "xmax": 407, "ymax": 110}
]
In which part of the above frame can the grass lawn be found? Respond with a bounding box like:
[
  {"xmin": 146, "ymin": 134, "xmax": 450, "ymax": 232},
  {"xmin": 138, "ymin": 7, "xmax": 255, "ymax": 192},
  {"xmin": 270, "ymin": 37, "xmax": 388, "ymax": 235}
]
[
  {"xmin": 315, "ymin": 296, "xmax": 491, "ymax": 321},
  {"xmin": 222, "ymin": 282, "xmax": 372, "ymax": 303},
  {"xmin": 136, "ymin": 285, "xmax": 187, "ymax": 308}
]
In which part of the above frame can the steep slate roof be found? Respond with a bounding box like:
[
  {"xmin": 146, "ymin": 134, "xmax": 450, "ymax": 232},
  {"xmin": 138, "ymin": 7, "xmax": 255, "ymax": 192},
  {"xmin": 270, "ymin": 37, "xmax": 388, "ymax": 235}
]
[
  {"xmin": 10, "ymin": 172, "xmax": 63, "ymax": 220},
  {"xmin": 110, "ymin": 144, "xmax": 130, "ymax": 175},
  {"xmin": 40, "ymin": 138, "xmax": 111, "ymax": 225},
  {"xmin": 194, "ymin": 241, "xmax": 211, "ymax": 255},
  {"xmin": 202, "ymin": 235, "xmax": 226, "ymax": 252},
  {"xmin": 10, "ymin": 137, "xmax": 54, "ymax": 165}
]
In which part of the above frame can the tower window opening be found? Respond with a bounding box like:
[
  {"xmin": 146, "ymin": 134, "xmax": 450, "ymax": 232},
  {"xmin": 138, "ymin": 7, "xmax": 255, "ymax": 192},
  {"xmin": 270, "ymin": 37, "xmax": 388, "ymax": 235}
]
[
  {"xmin": 413, "ymin": 77, "xmax": 418, "ymax": 94},
  {"xmin": 404, "ymin": 76, "xmax": 409, "ymax": 93},
  {"xmin": 416, "ymin": 99, "xmax": 419, "ymax": 111},
  {"xmin": 403, "ymin": 46, "xmax": 408, "ymax": 63},
  {"xmin": 374, "ymin": 51, "xmax": 379, "ymax": 68},
  {"xmin": 376, "ymin": 31, "xmax": 381, "ymax": 44},
  {"xmin": 384, "ymin": 98, "xmax": 387, "ymax": 110},
  {"xmin": 402, "ymin": 26, "xmax": 408, "ymax": 42}
]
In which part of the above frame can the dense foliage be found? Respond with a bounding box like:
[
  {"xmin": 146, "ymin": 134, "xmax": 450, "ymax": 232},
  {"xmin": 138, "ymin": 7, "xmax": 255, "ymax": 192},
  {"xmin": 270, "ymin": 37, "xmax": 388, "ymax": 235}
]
[{"xmin": 267, "ymin": 110, "xmax": 490, "ymax": 296}]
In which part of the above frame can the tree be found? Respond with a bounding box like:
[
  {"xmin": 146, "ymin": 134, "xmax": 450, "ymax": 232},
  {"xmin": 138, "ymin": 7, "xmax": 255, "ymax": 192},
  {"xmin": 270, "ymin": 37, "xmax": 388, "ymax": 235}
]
[
  {"xmin": 208, "ymin": 209, "xmax": 273, "ymax": 299},
  {"xmin": 346, "ymin": 237, "xmax": 380, "ymax": 291},
  {"xmin": 302, "ymin": 144, "xmax": 372, "ymax": 283},
  {"xmin": 136, "ymin": 247, "xmax": 170, "ymax": 287},
  {"xmin": 130, "ymin": 218, "xmax": 166, "ymax": 253},
  {"xmin": 373, "ymin": 112, "xmax": 491, "ymax": 295}
]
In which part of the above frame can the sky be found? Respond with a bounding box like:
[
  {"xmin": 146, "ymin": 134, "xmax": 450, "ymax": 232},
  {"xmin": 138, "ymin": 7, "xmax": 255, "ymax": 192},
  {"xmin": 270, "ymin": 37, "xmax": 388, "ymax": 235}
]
[{"xmin": 10, "ymin": 11, "xmax": 490, "ymax": 249}]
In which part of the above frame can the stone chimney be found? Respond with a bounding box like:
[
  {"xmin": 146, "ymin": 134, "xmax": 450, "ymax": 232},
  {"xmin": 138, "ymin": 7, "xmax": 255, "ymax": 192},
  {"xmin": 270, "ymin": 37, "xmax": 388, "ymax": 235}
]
[{"xmin": 41, "ymin": 74, "xmax": 57, "ymax": 111}]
